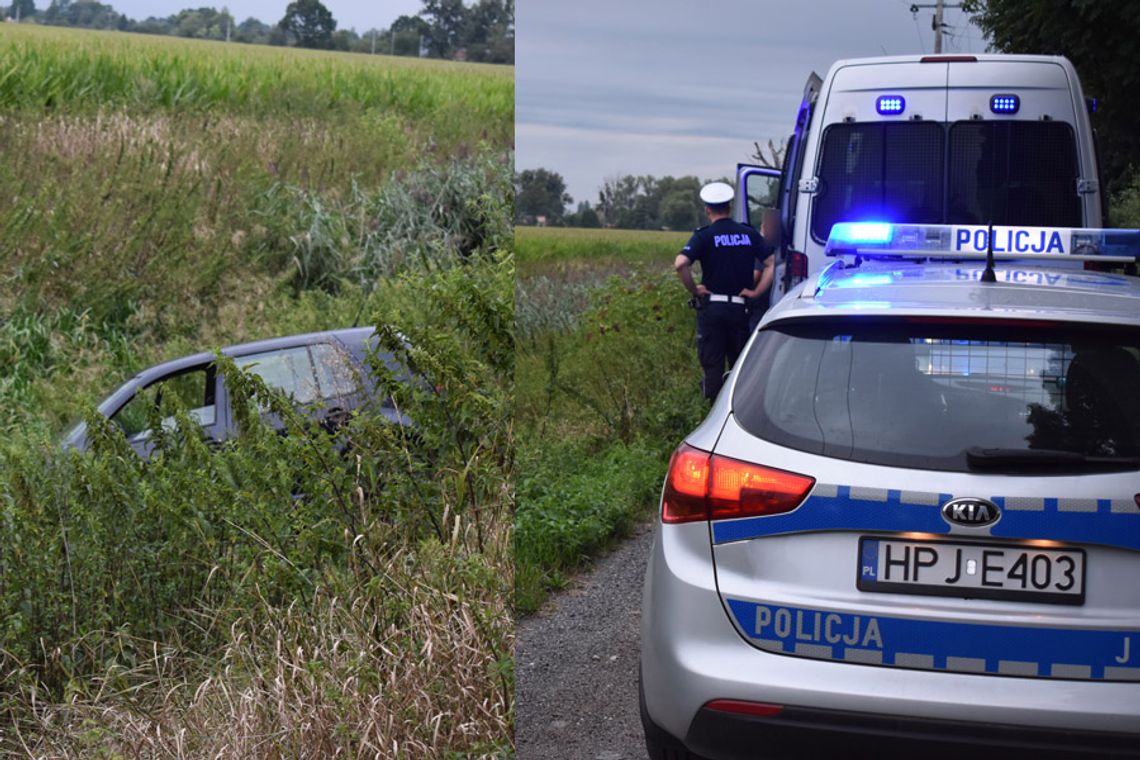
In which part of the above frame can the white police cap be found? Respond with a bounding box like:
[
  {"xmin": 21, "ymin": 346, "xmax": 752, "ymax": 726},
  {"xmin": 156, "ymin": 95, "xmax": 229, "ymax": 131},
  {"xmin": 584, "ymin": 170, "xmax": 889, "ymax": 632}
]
[{"xmin": 699, "ymin": 181, "xmax": 734, "ymax": 205}]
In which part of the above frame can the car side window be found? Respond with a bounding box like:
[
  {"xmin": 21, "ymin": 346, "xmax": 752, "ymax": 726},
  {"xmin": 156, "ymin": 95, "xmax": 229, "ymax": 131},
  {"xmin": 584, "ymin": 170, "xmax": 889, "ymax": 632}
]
[
  {"xmin": 111, "ymin": 366, "xmax": 217, "ymax": 441},
  {"xmin": 311, "ymin": 343, "xmax": 362, "ymax": 398},
  {"xmin": 237, "ymin": 346, "xmax": 320, "ymax": 404},
  {"xmin": 236, "ymin": 343, "xmax": 361, "ymax": 405}
]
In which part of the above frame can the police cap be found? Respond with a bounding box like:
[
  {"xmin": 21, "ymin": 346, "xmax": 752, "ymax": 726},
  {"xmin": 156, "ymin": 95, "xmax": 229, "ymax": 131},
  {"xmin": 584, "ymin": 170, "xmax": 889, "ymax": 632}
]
[{"xmin": 699, "ymin": 181, "xmax": 734, "ymax": 206}]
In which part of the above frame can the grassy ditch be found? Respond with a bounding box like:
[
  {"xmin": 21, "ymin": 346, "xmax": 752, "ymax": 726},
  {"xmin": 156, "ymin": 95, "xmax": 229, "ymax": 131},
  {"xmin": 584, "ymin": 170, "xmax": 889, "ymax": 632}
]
[
  {"xmin": 515, "ymin": 226, "xmax": 705, "ymax": 614},
  {"xmin": 1, "ymin": 25, "xmax": 513, "ymax": 757}
]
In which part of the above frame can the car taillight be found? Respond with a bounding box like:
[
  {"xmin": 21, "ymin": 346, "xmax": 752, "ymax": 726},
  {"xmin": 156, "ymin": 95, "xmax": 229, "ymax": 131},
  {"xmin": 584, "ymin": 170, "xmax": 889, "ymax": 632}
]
[
  {"xmin": 662, "ymin": 444, "xmax": 814, "ymax": 524},
  {"xmin": 784, "ymin": 249, "xmax": 808, "ymax": 289},
  {"xmin": 662, "ymin": 445, "xmax": 711, "ymax": 523}
]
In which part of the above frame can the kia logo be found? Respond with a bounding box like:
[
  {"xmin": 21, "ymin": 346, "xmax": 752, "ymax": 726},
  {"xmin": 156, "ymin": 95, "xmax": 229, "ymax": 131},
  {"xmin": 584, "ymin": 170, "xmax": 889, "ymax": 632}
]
[{"xmin": 941, "ymin": 497, "xmax": 1000, "ymax": 527}]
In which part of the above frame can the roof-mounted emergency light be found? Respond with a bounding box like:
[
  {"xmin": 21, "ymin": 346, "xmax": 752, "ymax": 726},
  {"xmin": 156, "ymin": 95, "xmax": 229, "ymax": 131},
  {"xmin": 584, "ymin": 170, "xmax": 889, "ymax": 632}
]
[
  {"xmin": 829, "ymin": 222, "xmax": 893, "ymax": 245},
  {"xmin": 990, "ymin": 94, "xmax": 1020, "ymax": 115},
  {"xmin": 876, "ymin": 95, "xmax": 906, "ymax": 115},
  {"xmin": 825, "ymin": 222, "xmax": 1140, "ymax": 264}
]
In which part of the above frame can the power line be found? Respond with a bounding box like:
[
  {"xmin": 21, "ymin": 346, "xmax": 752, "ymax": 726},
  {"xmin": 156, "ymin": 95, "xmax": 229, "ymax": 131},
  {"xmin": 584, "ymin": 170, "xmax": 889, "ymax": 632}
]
[
  {"xmin": 911, "ymin": 11, "xmax": 926, "ymax": 53},
  {"xmin": 909, "ymin": 1, "xmax": 964, "ymax": 54}
]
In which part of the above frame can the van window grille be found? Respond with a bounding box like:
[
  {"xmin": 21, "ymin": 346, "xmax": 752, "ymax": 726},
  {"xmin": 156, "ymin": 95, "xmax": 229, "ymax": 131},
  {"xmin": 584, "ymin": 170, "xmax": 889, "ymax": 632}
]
[
  {"xmin": 947, "ymin": 121, "xmax": 1081, "ymax": 227},
  {"xmin": 812, "ymin": 122, "xmax": 944, "ymax": 242},
  {"xmin": 811, "ymin": 121, "xmax": 1083, "ymax": 242}
]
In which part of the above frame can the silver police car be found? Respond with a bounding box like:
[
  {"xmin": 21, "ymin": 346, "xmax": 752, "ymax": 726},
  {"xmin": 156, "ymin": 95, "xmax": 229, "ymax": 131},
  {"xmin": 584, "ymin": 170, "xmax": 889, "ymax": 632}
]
[{"xmin": 640, "ymin": 223, "xmax": 1140, "ymax": 759}]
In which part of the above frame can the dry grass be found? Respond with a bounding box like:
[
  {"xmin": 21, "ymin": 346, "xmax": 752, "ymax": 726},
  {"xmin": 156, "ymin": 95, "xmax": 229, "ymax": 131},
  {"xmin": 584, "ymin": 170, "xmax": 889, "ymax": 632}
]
[{"xmin": 13, "ymin": 532, "xmax": 512, "ymax": 759}]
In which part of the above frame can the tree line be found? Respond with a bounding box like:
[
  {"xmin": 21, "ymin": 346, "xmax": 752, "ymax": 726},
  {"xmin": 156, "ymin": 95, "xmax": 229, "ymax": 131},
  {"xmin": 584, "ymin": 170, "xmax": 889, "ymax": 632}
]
[
  {"xmin": 4, "ymin": 0, "xmax": 513, "ymax": 64},
  {"xmin": 965, "ymin": 0, "xmax": 1139, "ymax": 207},
  {"xmin": 515, "ymin": 169, "xmax": 716, "ymax": 231}
]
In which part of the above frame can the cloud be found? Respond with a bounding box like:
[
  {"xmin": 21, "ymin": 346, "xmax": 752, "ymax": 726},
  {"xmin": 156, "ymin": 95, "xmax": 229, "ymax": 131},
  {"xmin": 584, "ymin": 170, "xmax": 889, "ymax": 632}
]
[{"xmin": 516, "ymin": 0, "xmax": 985, "ymax": 203}]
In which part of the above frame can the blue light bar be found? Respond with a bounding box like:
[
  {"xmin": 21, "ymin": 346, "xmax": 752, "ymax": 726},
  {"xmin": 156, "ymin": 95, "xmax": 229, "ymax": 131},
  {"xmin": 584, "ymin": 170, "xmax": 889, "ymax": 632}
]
[
  {"xmin": 876, "ymin": 95, "xmax": 905, "ymax": 115},
  {"xmin": 990, "ymin": 94, "xmax": 1020, "ymax": 115},
  {"xmin": 829, "ymin": 222, "xmax": 893, "ymax": 245},
  {"xmin": 825, "ymin": 223, "xmax": 1140, "ymax": 264}
]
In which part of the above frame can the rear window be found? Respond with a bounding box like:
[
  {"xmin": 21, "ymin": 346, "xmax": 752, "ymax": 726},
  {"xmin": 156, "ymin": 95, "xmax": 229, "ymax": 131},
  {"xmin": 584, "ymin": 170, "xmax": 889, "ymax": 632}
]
[
  {"xmin": 812, "ymin": 121, "xmax": 1082, "ymax": 242},
  {"xmin": 733, "ymin": 320, "xmax": 1140, "ymax": 472}
]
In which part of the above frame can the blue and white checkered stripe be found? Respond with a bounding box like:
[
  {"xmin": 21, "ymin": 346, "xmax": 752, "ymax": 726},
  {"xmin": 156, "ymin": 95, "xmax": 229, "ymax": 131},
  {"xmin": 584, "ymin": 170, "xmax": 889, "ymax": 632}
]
[
  {"xmin": 725, "ymin": 598, "xmax": 1140, "ymax": 681},
  {"xmin": 711, "ymin": 484, "xmax": 1140, "ymax": 552}
]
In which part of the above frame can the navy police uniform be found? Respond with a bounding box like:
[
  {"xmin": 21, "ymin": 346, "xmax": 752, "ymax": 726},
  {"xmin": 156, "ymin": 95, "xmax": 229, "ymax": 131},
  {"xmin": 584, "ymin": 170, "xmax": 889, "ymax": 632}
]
[{"xmin": 682, "ymin": 217, "xmax": 770, "ymax": 400}]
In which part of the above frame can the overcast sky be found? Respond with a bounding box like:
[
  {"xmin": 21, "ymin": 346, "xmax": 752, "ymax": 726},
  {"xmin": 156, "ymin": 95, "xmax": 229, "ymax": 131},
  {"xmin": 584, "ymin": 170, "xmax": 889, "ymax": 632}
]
[
  {"xmin": 517, "ymin": 0, "xmax": 988, "ymax": 206},
  {"xmin": 107, "ymin": 1, "xmax": 422, "ymax": 34}
]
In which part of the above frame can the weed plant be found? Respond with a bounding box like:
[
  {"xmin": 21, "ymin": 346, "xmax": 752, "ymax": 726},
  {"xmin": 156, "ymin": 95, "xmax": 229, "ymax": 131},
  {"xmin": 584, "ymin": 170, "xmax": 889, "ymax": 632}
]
[
  {"xmin": 1, "ymin": 23, "xmax": 514, "ymax": 756},
  {"xmin": 515, "ymin": 228, "xmax": 707, "ymax": 613},
  {"xmin": 1, "ymin": 250, "xmax": 514, "ymax": 756}
]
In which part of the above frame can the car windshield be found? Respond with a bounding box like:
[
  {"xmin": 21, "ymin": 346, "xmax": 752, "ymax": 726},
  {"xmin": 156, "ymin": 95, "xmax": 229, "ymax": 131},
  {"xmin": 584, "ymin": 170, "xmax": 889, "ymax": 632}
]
[
  {"xmin": 812, "ymin": 121, "xmax": 1082, "ymax": 243},
  {"xmin": 733, "ymin": 319, "xmax": 1140, "ymax": 472}
]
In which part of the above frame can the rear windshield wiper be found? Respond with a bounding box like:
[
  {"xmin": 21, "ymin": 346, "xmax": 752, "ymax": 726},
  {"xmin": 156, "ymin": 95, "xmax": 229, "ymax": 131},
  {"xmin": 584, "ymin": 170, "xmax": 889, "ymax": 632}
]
[{"xmin": 966, "ymin": 447, "xmax": 1140, "ymax": 472}]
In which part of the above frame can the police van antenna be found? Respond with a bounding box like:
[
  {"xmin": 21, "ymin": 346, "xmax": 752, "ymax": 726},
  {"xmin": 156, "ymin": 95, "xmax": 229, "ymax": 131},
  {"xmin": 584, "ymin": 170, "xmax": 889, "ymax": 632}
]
[{"xmin": 981, "ymin": 221, "xmax": 997, "ymax": 283}]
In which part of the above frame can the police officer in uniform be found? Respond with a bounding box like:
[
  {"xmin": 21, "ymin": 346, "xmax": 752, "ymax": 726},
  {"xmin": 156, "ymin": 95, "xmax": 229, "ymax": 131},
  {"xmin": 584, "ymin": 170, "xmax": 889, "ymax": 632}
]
[{"xmin": 675, "ymin": 182, "xmax": 774, "ymax": 400}]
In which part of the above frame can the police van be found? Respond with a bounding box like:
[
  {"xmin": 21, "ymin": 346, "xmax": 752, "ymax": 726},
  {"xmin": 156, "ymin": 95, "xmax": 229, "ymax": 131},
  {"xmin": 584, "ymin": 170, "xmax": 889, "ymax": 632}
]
[{"xmin": 737, "ymin": 54, "xmax": 1106, "ymax": 306}]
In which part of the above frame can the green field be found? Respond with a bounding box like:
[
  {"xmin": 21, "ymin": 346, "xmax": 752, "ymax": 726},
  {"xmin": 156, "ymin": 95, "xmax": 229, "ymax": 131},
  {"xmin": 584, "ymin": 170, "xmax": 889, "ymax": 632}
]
[
  {"xmin": 517, "ymin": 225, "xmax": 686, "ymax": 272},
  {"xmin": 515, "ymin": 226, "xmax": 705, "ymax": 613},
  {"xmin": 1, "ymin": 25, "xmax": 513, "ymax": 756},
  {"xmin": 516, "ymin": 226, "xmax": 686, "ymax": 342}
]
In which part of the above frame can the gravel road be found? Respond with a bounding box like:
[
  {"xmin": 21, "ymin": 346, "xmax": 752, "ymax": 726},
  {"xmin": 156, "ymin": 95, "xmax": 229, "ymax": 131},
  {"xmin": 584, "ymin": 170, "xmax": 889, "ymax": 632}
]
[{"xmin": 516, "ymin": 522, "xmax": 656, "ymax": 760}]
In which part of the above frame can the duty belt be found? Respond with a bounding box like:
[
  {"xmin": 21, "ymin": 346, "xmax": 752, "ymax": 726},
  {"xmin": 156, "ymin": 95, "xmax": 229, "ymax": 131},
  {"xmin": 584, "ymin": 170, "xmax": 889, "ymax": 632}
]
[{"xmin": 708, "ymin": 294, "xmax": 747, "ymax": 305}]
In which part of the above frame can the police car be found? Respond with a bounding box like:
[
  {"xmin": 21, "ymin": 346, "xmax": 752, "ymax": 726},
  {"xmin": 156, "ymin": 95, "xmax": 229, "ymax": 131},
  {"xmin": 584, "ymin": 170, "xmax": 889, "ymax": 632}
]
[{"xmin": 639, "ymin": 222, "xmax": 1140, "ymax": 759}]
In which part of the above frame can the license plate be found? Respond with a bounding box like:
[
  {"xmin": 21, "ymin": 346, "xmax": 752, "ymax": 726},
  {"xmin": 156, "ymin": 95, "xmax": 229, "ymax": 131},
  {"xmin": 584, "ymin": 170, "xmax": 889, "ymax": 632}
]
[{"xmin": 857, "ymin": 538, "xmax": 1085, "ymax": 605}]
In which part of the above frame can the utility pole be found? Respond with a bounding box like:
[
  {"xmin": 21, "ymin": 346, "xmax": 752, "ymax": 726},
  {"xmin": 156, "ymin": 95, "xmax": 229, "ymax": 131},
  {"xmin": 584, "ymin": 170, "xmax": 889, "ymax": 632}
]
[
  {"xmin": 910, "ymin": 1, "xmax": 963, "ymax": 54},
  {"xmin": 933, "ymin": 0, "xmax": 944, "ymax": 53}
]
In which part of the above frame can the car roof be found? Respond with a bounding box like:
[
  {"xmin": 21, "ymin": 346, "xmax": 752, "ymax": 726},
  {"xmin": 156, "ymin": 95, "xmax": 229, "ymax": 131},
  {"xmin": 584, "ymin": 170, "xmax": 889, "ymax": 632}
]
[
  {"xmin": 766, "ymin": 262, "xmax": 1140, "ymax": 327},
  {"xmin": 129, "ymin": 327, "xmax": 376, "ymax": 387}
]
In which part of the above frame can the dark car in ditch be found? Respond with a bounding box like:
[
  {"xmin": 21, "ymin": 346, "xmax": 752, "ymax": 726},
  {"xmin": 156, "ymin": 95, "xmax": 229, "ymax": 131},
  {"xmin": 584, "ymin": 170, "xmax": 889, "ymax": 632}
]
[{"xmin": 62, "ymin": 327, "xmax": 409, "ymax": 458}]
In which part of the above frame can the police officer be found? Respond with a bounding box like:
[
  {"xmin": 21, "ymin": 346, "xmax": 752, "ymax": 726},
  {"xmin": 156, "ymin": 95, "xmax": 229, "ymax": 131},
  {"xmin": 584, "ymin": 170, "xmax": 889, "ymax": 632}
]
[{"xmin": 675, "ymin": 182, "xmax": 774, "ymax": 400}]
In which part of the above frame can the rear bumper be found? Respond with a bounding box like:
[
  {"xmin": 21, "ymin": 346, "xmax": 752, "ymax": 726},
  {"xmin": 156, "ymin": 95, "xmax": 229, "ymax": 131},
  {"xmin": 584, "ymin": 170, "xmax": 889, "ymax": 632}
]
[
  {"xmin": 640, "ymin": 522, "xmax": 1140, "ymax": 753},
  {"xmin": 642, "ymin": 691, "xmax": 1140, "ymax": 760}
]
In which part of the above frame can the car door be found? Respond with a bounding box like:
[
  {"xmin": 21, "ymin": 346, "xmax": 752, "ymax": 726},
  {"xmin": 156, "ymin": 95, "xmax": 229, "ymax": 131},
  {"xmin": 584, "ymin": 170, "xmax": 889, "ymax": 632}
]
[
  {"xmin": 106, "ymin": 363, "xmax": 227, "ymax": 458},
  {"xmin": 735, "ymin": 163, "xmax": 782, "ymax": 311}
]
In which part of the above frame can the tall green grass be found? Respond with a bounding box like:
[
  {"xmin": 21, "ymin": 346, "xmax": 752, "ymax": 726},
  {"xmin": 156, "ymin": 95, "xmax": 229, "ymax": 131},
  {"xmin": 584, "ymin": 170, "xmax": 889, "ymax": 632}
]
[
  {"xmin": 1, "ymin": 251, "xmax": 515, "ymax": 753},
  {"xmin": 515, "ymin": 228, "xmax": 706, "ymax": 613},
  {"xmin": 0, "ymin": 26, "xmax": 513, "ymax": 435},
  {"xmin": 1, "ymin": 22, "xmax": 514, "ymax": 755},
  {"xmin": 515, "ymin": 227, "xmax": 686, "ymax": 342}
]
